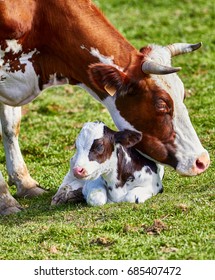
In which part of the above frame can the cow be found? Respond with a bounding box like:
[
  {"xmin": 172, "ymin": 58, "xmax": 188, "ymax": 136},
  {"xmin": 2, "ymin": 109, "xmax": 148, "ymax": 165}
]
[
  {"xmin": 52, "ymin": 122, "xmax": 164, "ymax": 206},
  {"xmin": 0, "ymin": 0, "xmax": 210, "ymax": 214}
]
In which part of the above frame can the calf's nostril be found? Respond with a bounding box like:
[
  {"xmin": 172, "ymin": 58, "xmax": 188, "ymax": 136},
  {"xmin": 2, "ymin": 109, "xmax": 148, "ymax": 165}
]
[
  {"xmin": 78, "ymin": 167, "xmax": 84, "ymax": 174},
  {"xmin": 73, "ymin": 166, "xmax": 86, "ymax": 178}
]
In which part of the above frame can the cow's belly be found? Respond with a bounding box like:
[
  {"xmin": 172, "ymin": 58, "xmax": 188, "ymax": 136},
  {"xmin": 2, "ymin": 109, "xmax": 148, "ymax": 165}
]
[
  {"xmin": 0, "ymin": 67, "xmax": 40, "ymax": 106},
  {"xmin": 0, "ymin": 44, "xmax": 41, "ymax": 106}
]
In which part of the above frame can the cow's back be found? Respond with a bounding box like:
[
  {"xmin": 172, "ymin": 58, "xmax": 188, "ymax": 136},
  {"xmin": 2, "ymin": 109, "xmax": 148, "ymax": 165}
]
[{"xmin": 0, "ymin": 0, "xmax": 36, "ymax": 40}]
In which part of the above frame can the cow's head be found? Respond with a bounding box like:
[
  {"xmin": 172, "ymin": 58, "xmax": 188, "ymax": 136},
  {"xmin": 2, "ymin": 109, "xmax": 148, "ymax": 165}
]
[
  {"xmin": 72, "ymin": 122, "xmax": 142, "ymax": 180},
  {"xmin": 88, "ymin": 43, "xmax": 210, "ymax": 176}
]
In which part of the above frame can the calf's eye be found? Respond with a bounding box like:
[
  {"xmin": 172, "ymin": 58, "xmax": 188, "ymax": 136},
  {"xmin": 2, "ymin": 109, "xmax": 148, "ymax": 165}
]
[{"xmin": 95, "ymin": 143, "xmax": 105, "ymax": 154}]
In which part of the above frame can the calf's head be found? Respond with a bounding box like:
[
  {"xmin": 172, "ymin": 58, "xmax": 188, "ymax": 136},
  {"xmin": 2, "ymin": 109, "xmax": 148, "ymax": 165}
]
[
  {"xmin": 88, "ymin": 43, "xmax": 210, "ymax": 176},
  {"xmin": 72, "ymin": 122, "xmax": 142, "ymax": 180}
]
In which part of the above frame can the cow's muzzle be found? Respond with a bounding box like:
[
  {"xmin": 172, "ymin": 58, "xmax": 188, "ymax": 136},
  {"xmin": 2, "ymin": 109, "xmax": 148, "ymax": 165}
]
[{"xmin": 177, "ymin": 150, "xmax": 210, "ymax": 176}]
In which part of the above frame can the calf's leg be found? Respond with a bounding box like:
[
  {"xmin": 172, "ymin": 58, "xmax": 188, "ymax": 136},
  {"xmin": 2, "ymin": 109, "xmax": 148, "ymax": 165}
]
[
  {"xmin": 51, "ymin": 156, "xmax": 85, "ymax": 205},
  {"xmin": 0, "ymin": 104, "xmax": 45, "ymax": 197},
  {"xmin": 124, "ymin": 186, "xmax": 155, "ymax": 204},
  {"xmin": 83, "ymin": 177, "xmax": 108, "ymax": 206}
]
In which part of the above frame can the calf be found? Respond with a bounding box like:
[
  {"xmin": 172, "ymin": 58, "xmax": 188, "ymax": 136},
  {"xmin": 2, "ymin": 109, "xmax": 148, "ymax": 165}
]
[{"xmin": 52, "ymin": 122, "xmax": 163, "ymax": 206}]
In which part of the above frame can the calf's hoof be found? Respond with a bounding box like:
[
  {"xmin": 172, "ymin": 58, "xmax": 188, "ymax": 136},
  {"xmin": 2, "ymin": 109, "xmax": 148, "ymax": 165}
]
[{"xmin": 51, "ymin": 186, "xmax": 84, "ymax": 206}]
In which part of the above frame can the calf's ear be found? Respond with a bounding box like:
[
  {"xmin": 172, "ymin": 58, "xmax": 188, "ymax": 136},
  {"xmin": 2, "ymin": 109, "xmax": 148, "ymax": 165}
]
[
  {"xmin": 88, "ymin": 63, "xmax": 128, "ymax": 96},
  {"xmin": 115, "ymin": 130, "xmax": 142, "ymax": 148}
]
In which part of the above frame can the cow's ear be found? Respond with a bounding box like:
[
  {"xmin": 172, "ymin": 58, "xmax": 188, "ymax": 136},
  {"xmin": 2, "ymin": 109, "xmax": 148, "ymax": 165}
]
[
  {"xmin": 88, "ymin": 63, "xmax": 128, "ymax": 96},
  {"xmin": 114, "ymin": 129, "xmax": 142, "ymax": 148}
]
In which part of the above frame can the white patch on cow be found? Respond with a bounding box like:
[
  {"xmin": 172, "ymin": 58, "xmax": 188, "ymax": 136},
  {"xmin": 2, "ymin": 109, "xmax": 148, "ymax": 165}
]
[
  {"xmin": 103, "ymin": 95, "xmax": 138, "ymax": 131},
  {"xmin": 78, "ymin": 83, "xmax": 137, "ymax": 132},
  {"xmin": 148, "ymin": 44, "xmax": 172, "ymax": 67},
  {"xmin": 81, "ymin": 45, "xmax": 114, "ymax": 65},
  {"xmin": 154, "ymin": 72, "xmax": 208, "ymax": 174},
  {"xmin": 0, "ymin": 44, "xmax": 6, "ymax": 67},
  {"xmin": 0, "ymin": 47, "xmax": 41, "ymax": 106},
  {"xmin": 5, "ymin": 39, "xmax": 22, "ymax": 54},
  {"xmin": 0, "ymin": 105, "xmax": 29, "ymax": 188},
  {"xmin": 0, "ymin": 54, "xmax": 4, "ymax": 67},
  {"xmin": 148, "ymin": 45, "xmax": 209, "ymax": 174},
  {"xmin": 81, "ymin": 45, "xmax": 123, "ymax": 71},
  {"xmin": 90, "ymin": 47, "xmax": 114, "ymax": 65},
  {"xmin": 78, "ymin": 83, "xmax": 103, "ymax": 102}
]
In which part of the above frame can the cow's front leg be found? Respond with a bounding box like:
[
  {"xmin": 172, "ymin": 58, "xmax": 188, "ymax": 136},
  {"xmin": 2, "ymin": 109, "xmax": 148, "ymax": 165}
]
[
  {"xmin": 0, "ymin": 104, "xmax": 45, "ymax": 197},
  {"xmin": 0, "ymin": 171, "xmax": 22, "ymax": 215}
]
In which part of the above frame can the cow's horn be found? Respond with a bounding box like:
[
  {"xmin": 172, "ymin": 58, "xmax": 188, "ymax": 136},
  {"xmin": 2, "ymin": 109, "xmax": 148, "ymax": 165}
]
[
  {"xmin": 141, "ymin": 60, "xmax": 181, "ymax": 75},
  {"xmin": 167, "ymin": 42, "xmax": 202, "ymax": 57}
]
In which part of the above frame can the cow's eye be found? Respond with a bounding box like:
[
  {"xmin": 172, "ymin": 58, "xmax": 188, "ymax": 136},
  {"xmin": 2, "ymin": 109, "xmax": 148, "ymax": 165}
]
[
  {"xmin": 95, "ymin": 143, "xmax": 104, "ymax": 154},
  {"xmin": 156, "ymin": 99, "xmax": 169, "ymax": 113}
]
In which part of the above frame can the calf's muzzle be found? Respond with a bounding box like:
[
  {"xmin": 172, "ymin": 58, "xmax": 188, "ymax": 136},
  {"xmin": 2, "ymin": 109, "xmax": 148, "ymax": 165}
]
[{"xmin": 73, "ymin": 166, "xmax": 87, "ymax": 179}]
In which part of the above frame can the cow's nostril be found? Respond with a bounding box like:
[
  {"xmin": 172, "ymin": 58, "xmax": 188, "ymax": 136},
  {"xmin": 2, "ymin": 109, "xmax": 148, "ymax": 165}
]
[
  {"xmin": 196, "ymin": 159, "xmax": 205, "ymax": 170},
  {"xmin": 194, "ymin": 151, "xmax": 210, "ymax": 175}
]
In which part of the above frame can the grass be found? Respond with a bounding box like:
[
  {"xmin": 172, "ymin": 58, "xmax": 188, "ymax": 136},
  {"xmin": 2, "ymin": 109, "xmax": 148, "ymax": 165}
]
[{"xmin": 0, "ymin": 0, "xmax": 214, "ymax": 260}]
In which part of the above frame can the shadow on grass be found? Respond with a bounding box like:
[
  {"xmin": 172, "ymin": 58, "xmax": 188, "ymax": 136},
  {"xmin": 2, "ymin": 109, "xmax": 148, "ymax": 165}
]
[{"xmin": 0, "ymin": 189, "xmax": 88, "ymax": 226}]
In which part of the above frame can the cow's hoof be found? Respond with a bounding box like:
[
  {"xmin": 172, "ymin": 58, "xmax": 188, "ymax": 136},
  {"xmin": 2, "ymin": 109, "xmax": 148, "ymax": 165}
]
[
  {"xmin": 0, "ymin": 205, "xmax": 23, "ymax": 215},
  {"xmin": 16, "ymin": 185, "xmax": 47, "ymax": 198},
  {"xmin": 51, "ymin": 187, "xmax": 84, "ymax": 206},
  {"xmin": 0, "ymin": 194, "xmax": 23, "ymax": 215},
  {"xmin": 8, "ymin": 174, "xmax": 47, "ymax": 198}
]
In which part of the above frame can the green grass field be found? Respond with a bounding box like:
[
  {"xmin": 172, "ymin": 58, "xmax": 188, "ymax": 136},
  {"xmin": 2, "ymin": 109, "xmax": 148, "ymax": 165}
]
[{"xmin": 0, "ymin": 0, "xmax": 214, "ymax": 260}]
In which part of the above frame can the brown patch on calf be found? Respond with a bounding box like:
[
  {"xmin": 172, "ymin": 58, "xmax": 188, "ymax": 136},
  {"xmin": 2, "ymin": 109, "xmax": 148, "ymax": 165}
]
[
  {"xmin": 116, "ymin": 145, "xmax": 158, "ymax": 188},
  {"xmin": 88, "ymin": 126, "xmax": 115, "ymax": 163}
]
